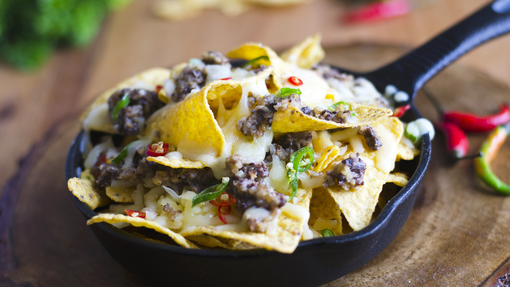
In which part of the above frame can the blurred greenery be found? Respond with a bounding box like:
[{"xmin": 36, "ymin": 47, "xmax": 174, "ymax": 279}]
[{"xmin": 0, "ymin": 0, "xmax": 131, "ymax": 71}]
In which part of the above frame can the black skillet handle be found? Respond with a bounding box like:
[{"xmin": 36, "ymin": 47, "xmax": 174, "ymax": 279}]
[{"xmin": 365, "ymin": 0, "xmax": 510, "ymax": 106}]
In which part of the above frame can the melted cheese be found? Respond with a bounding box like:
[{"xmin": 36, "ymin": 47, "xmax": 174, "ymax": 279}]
[
  {"xmin": 373, "ymin": 123, "xmax": 398, "ymax": 173},
  {"xmin": 281, "ymin": 66, "xmax": 336, "ymax": 109},
  {"xmin": 83, "ymin": 103, "xmax": 110, "ymax": 132}
]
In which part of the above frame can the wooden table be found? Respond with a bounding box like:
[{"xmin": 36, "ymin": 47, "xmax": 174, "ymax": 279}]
[{"xmin": 1, "ymin": 0, "xmax": 510, "ymax": 286}]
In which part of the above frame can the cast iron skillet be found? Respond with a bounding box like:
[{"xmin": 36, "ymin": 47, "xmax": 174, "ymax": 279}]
[{"xmin": 66, "ymin": 1, "xmax": 510, "ymax": 286}]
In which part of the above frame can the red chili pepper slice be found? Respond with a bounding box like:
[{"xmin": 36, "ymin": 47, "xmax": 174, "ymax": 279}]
[
  {"xmin": 146, "ymin": 142, "xmax": 169, "ymax": 157},
  {"xmin": 217, "ymin": 205, "xmax": 232, "ymax": 224},
  {"xmin": 443, "ymin": 104, "xmax": 510, "ymax": 133},
  {"xmin": 125, "ymin": 209, "xmax": 146, "ymax": 219},
  {"xmin": 97, "ymin": 153, "xmax": 107, "ymax": 166},
  {"xmin": 392, "ymin": 104, "xmax": 410, "ymax": 118},
  {"xmin": 210, "ymin": 192, "xmax": 236, "ymax": 207},
  {"xmin": 155, "ymin": 85, "xmax": 163, "ymax": 93},
  {"xmin": 288, "ymin": 76, "xmax": 303, "ymax": 86},
  {"xmin": 221, "ymin": 77, "xmax": 232, "ymax": 81}
]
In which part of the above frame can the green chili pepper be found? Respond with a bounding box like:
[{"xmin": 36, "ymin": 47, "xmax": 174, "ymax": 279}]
[
  {"xmin": 276, "ymin": 87, "xmax": 302, "ymax": 98},
  {"xmin": 112, "ymin": 92, "xmax": 130, "ymax": 121},
  {"xmin": 192, "ymin": 177, "xmax": 230, "ymax": 207},
  {"xmin": 112, "ymin": 143, "xmax": 132, "ymax": 164},
  {"xmin": 242, "ymin": 55, "xmax": 269, "ymax": 68},
  {"xmin": 287, "ymin": 147, "xmax": 314, "ymax": 201},
  {"xmin": 321, "ymin": 229, "xmax": 334, "ymax": 237},
  {"xmin": 474, "ymin": 123, "xmax": 510, "ymax": 195}
]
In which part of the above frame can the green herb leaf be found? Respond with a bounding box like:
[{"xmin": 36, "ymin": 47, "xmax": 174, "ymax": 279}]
[
  {"xmin": 242, "ymin": 55, "xmax": 269, "ymax": 68},
  {"xmin": 287, "ymin": 147, "xmax": 314, "ymax": 201},
  {"xmin": 321, "ymin": 229, "xmax": 334, "ymax": 237},
  {"xmin": 328, "ymin": 101, "xmax": 348, "ymax": 111},
  {"xmin": 276, "ymin": 87, "xmax": 302, "ymax": 98},
  {"xmin": 192, "ymin": 177, "xmax": 230, "ymax": 207},
  {"xmin": 112, "ymin": 92, "xmax": 130, "ymax": 121},
  {"xmin": 112, "ymin": 143, "xmax": 132, "ymax": 164},
  {"xmin": 85, "ymin": 175, "xmax": 91, "ymax": 180}
]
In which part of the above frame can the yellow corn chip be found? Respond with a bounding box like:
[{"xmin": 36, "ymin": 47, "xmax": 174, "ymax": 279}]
[
  {"xmin": 396, "ymin": 142, "xmax": 420, "ymax": 161},
  {"xmin": 309, "ymin": 187, "xmax": 342, "ymax": 235},
  {"xmin": 314, "ymin": 145, "xmax": 340, "ymax": 173},
  {"xmin": 280, "ymin": 34, "xmax": 325, "ymax": 69},
  {"xmin": 147, "ymin": 156, "xmax": 204, "ymax": 168},
  {"xmin": 68, "ymin": 176, "xmax": 112, "ymax": 210},
  {"xmin": 272, "ymin": 103, "xmax": 392, "ymax": 134},
  {"xmin": 87, "ymin": 214, "xmax": 198, "ymax": 249},
  {"xmin": 386, "ymin": 172, "xmax": 409, "ymax": 187},
  {"xmin": 181, "ymin": 188, "xmax": 312, "ymax": 253},
  {"xmin": 105, "ymin": 186, "xmax": 136, "ymax": 203}
]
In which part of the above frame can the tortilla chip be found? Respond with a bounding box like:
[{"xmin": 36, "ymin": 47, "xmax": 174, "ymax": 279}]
[
  {"xmin": 68, "ymin": 177, "xmax": 112, "ymax": 210},
  {"xmin": 386, "ymin": 172, "xmax": 409, "ymax": 187},
  {"xmin": 280, "ymin": 34, "xmax": 325, "ymax": 69},
  {"xmin": 396, "ymin": 142, "xmax": 420, "ymax": 161},
  {"xmin": 87, "ymin": 214, "xmax": 198, "ymax": 249},
  {"xmin": 326, "ymin": 117, "xmax": 405, "ymax": 231},
  {"xmin": 146, "ymin": 85, "xmax": 226, "ymax": 158},
  {"xmin": 186, "ymin": 234, "xmax": 257, "ymax": 250},
  {"xmin": 147, "ymin": 156, "xmax": 204, "ymax": 168},
  {"xmin": 181, "ymin": 188, "xmax": 312, "ymax": 253},
  {"xmin": 105, "ymin": 186, "xmax": 136, "ymax": 203},
  {"xmin": 309, "ymin": 187, "xmax": 342, "ymax": 235},
  {"xmin": 80, "ymin": 68, "xmax": 171, "ymax": 134},
  {"xmin": 272, "ymin": 103, "xmax": 392, "ymax": 134},
  {"xmin": 314, "ymin": 145, "xmax": 340, "ymax": 173},
  {"xmin": 327, "ymin": 164, "xmax": 386, "ymax": 231}
]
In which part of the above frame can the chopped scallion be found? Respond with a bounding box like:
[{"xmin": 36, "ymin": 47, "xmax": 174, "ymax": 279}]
[
  {"xmin": 112, "ymin": 143, "xmax": 132, "ymax": 164},
  {"xmin": 112, "ymin": 93, "xmax": 130, "ymax": 121},
  {"xmin": 192, "ymin": 177, "xmax": 230, "ymax": 207},
  {"xmin": 276, "ymin": 87, "xmax": 302, "ymax": 98},
  {"xmin": 242, "ymin": 55, "xmax": 269, "ymax": 68},
  {"xmin": 321, "ymin": 229, "xmax": 334, "ymax": 237}
]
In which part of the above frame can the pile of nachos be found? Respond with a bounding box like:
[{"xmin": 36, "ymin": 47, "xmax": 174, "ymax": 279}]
[{"xmin": 68, "ymin": 35, "xmax": 419, "ymax": 253}]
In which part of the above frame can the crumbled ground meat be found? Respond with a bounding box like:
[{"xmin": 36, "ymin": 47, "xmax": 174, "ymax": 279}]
[
  {"xmin": 202, "ymin": 51, "xmax": 229, "ymax": 65},
  {"xmin": 92, "ymin": 149, "xmax": 218, "ymax": 193},
  {"xmin": 271, "ymin": 132, "xmax": 313, "ymax": 162},
  {"xmin": 93, "ymin": 165, "xmax": 121, "ymax": 188},
  {"xmin": 301, "ymin": 105, "xmax": 354, "ymax": 124},
  {"xmin": 247, "ymin": 64, "xmax": 267, "ymax": 74},
  {"xmin": 236, "ymin": 94, "xmax": 301, "ymax": 138},
  {"xmin": 358, "ymin": 126, "xmax": 382, "ymax": 150},
  {"xmin": 323, "ymin": 153, "xmax": 366, "ymax": 190},
  {"xmin": 225, "ymin": 154, "xmax": 286, "ymax": 215},
  {"xmin": 313, "ymin": 64, "xmax": 354, "ymax": 82},
  {"xmin": 172, "ymin": 65, "xmax": 206, "ymax": 102},
  {"xmin": 498, "ymin": 273, "xmax": 510, "ymax": 287},
  {"xmin": 163, "ymin": 203, "xmax": 182, "ymax": 221},
  {"xmin": 108, "ymin": 89, "xmax": 165, "ymax": 136}
]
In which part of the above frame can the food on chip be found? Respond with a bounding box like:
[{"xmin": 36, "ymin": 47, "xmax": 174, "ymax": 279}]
[{"xmin": 68, "ymin": 35, "xmax": 420, "ymax": 253}]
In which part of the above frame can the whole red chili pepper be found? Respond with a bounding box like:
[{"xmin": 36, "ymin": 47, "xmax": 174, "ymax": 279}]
[
  {"xmin": 423, "ymin": 88, "xmax": 510, "ymax": 132},
  {"xmin": 434, "ymin": 122, "xmax": 482, "ymax": 161},
  {"xmin": 392, "ymin": 104, "xmax": 410, "ymax": 118},
  {"xmin": 443, "ymin": 104, "xmax": 510, "ymax": 132}
]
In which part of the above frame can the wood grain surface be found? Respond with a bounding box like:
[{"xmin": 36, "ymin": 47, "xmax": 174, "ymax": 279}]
[{"xmin": 1, "ymin": 43, "xmax": 509, "ymax": 286}]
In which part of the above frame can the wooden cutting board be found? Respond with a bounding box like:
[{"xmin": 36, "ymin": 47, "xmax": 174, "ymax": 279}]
[{"xmin": 1, "ymin": 44, "xmax": 509, "ymax": 287}]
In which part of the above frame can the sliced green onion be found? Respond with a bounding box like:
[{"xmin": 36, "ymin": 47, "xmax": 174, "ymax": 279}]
[
  {"xmin": 287, "ymin": 147, "xmax": 314, "ymax": 201},
  {"xmin": 242, "ymin": 55, "xmax": 269, "ymax": 68},
  {"xmin": 85, "ymin": 175, "xmax": 91, "ymax": 180},
  {"xmin": 328, "ymin": 101, "xmax": 348, "ymax": 111},
  {"xmin": 112, "ymin": 143, "xmax": 132, "ymax": 164},
  {"xmin": 112, "ymin": 92, "xmax": 130, "ymax": 121},
  {"xmin": 276, "ymin": 87, "xmax": 302, "ymax": 98},
  {"xmin": 321, "ymin": 229, "xmax": 334, "ymax": 237},
  {"xmin": 192, "ymin": 177, "xmax": 230, "ymax": 207},
  {"xmin": 405, "ymin": 122, "xmax": 420, "ymax": 143}
]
